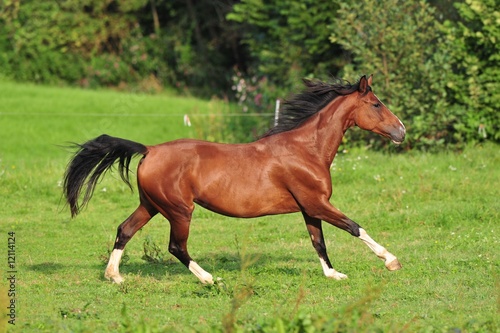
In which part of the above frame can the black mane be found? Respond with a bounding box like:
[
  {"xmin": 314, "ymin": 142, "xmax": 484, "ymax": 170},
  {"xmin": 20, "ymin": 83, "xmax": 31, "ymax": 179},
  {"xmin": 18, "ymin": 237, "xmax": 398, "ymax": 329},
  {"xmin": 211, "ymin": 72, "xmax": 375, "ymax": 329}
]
[{"xmin": 262, "ymin": 78, "xmax": 361, "ymax": 137}]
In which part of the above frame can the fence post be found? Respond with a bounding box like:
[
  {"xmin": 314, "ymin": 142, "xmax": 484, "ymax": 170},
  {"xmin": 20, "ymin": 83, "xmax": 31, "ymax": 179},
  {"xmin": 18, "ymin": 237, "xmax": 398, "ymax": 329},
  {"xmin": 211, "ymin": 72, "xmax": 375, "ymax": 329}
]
[{"xmin": 274, "ymin": 99, "xmax": 280, "ymax": 127}]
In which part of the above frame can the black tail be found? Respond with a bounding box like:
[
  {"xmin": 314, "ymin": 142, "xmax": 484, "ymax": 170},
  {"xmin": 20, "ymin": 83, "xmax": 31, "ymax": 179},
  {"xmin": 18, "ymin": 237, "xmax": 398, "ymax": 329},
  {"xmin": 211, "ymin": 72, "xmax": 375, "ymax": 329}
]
[{"xmin": 63, "ymin": 134, "xmax": 148, "ymax": 217}]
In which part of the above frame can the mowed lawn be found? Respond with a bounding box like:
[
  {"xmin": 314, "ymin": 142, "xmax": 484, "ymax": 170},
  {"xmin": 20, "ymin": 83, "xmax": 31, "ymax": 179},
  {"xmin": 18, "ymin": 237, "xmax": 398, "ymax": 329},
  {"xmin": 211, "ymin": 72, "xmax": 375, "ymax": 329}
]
[{"xmin": 0, "ymin": 81, "xmax": 498, "ymax": 332}]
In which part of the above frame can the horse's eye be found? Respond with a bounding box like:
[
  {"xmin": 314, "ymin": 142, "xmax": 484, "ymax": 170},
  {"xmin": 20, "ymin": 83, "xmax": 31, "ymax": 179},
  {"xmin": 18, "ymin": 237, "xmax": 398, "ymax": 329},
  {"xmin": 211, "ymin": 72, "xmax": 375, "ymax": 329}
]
[{"xmin": 373, "ymin": 103, "xmax": 380, "ymax": 108}]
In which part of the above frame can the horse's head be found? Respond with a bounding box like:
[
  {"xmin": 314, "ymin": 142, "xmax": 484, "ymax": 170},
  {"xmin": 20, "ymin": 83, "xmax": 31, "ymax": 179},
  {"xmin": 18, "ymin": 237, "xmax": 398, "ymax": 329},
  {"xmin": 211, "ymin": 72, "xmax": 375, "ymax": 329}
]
[{"xmin": 352, "ymin": 75, "xmax": 405, "ymax": 144}]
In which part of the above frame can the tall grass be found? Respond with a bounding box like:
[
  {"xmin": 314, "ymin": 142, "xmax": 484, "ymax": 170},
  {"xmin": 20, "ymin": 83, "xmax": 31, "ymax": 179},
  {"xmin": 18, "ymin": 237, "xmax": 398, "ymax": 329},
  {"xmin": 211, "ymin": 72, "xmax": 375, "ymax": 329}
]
[{"xmin": 0, "ymin": 81, "xmax": 498, "ymax": 332}]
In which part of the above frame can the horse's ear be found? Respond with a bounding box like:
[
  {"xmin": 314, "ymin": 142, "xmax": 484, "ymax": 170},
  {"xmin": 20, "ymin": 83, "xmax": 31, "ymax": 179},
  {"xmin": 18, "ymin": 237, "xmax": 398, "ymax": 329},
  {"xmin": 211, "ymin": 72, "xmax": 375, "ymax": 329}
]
[
  {"xmin": 302, "ymin": 78, "xmax": 315, "ymax": 87},
  {"xmin": 367, "ymin": 74, "xmax": 373, "ymax": 86},
  {"xmin": 358, "ymin": 75, "xmax": 368, "ymax": 93}
]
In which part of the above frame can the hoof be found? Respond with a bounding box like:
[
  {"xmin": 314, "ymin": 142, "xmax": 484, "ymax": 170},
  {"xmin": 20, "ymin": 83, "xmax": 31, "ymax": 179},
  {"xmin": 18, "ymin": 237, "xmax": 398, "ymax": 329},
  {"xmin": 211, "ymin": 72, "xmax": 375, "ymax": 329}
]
[
  {"xmin": 200, "ymin": 274, "xmax": 214, "ymax": 285},
  {"xmin": 325, "ymin": 269, "xmax": 348, "ymax": 280},
  {"xmin": 332, "ymin": 272, "xmax": 348, "ymax": 280},
  {"xmin": 105, "ymin": 273, "xmax": 124, "ymax": 284},
  {"xmin": 385, "ymin": 258, "xmax": 402, "ymax": 271}
]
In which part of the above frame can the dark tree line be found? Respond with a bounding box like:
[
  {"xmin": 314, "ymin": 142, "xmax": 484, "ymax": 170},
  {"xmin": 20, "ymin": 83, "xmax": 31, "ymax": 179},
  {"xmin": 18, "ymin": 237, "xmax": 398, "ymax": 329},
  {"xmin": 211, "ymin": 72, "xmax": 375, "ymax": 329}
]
[{"xmin": 0, "ymin": 0, "xmax": 498, "ymax": 149}]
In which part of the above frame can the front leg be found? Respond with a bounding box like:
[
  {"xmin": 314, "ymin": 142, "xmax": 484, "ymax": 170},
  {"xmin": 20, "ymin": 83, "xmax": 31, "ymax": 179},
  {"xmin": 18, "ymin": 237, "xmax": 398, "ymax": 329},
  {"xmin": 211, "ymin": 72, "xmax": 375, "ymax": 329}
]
[
  {"xmin": 358, "ymin": 228, "xmax": 402, "ymax": 271},
  {"xmin": 303, "ymin": 213, "xmax": 347, "ymax": 280}
]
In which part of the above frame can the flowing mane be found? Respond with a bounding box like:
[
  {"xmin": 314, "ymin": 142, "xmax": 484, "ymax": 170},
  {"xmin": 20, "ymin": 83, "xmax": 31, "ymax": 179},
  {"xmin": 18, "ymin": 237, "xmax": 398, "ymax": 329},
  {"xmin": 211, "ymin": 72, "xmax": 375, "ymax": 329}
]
[{"xmin": 263, "ymin": 78, "xmax": 362, "ymax": 137}]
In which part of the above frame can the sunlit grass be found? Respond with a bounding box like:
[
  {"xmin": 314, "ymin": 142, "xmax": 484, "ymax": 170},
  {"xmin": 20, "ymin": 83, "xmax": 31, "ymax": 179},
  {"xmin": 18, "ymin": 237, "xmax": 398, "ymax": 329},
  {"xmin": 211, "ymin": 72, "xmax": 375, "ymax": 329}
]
[{"xmin": 0, "ymin": 80, "xmax": 498, "ymax": 332}]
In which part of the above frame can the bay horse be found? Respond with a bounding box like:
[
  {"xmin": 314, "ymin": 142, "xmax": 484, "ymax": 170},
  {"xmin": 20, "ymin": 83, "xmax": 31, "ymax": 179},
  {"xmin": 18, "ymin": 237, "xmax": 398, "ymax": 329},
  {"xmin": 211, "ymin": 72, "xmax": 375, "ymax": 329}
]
[{"xmin": 63, "ymin": 75, "xmax": 405, "ymax": 284}]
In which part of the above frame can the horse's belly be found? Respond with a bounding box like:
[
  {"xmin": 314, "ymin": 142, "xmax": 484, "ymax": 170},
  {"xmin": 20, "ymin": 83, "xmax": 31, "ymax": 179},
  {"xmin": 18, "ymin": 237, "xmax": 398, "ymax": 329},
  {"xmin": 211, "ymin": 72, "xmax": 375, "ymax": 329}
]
[{"xmin": 194, "ymin": 190, "xmax": 300, "ymax": 218}]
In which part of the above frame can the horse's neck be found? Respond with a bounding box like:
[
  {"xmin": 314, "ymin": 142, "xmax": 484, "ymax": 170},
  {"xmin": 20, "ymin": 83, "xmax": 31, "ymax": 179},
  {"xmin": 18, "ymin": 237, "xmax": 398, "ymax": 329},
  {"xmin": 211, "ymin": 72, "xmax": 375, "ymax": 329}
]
[
  {"xmin": 260, "ymin": 96, "xmax": 355, "ymax": 168},
  {"xmin": 302, "ymin": 97, "xmax": 355, "ymax": 166}
]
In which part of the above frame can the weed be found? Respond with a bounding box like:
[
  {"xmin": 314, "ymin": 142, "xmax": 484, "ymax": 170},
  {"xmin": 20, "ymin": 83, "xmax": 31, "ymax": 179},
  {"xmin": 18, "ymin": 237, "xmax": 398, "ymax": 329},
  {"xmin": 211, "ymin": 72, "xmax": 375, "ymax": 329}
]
[
  {"xmin": 60, "ymin": 302, "xmax": 99, "ymax": 320},
  {"xmin": 100, "ymin": 241, "xmax": 129, "ymax": 265},
  {"xmin": 142, "ymin": 235, "xmax": 169, "ymax": 264}
]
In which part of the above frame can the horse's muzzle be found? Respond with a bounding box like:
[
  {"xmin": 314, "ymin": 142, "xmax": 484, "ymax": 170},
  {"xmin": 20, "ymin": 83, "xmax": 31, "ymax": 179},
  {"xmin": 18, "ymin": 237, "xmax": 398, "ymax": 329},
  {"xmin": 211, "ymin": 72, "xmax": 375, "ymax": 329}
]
[{"xmin": 390, "ymin": 123, "xmax": 406, "ymax": 145}]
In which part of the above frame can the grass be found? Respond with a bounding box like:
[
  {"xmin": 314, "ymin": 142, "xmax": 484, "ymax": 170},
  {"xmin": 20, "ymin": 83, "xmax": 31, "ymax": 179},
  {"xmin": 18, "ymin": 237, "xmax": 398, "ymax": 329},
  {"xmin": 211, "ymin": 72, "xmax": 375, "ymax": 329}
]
[{"xmin": 0, "ymin": 80, "xmax": 499, "ymax": 332}]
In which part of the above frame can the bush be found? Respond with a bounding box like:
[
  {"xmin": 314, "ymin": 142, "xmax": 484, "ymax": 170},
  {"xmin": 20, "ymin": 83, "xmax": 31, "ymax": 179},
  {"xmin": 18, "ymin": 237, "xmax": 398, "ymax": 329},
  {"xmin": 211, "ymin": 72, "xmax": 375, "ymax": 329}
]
[
  {"xmin": 328, "ymin": 0, "xmax": 457, "ymax": 150},
  {"xmin": 443, "ymin": 0, "xmax": 500, "ymax": 144},
  {"xmin": 0, "ymin": 0, "xmax": 497, "ymax": 149},
  {"xmin": 0, "ymin": 0, "xmax": 146, "ymax": 86},
  {"xmin": 228, "ymin": 0, "xmax": 344, "ymax": 86},
  {"xmin": 228, "ymin": 0, "xmax": 500, "ymax": 150}
]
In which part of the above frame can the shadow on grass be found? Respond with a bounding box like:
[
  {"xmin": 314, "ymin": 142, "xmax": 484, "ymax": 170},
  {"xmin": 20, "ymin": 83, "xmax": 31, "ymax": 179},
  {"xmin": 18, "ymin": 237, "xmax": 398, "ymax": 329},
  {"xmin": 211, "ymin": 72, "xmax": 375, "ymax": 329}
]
[
  {"xmin": 27, "ymin": 252, "xmax": 310, "ymax": 282},
  {"xmin": 28, "ymin": 262, "xmax": 66, "ymax": 274},
  {"xmin": 117, "ymin": 261, "xmax": 189, "ymax": 281},
  {"xmin": 103, "ymin": 251, "xmax": 307, "ymax": 281}
]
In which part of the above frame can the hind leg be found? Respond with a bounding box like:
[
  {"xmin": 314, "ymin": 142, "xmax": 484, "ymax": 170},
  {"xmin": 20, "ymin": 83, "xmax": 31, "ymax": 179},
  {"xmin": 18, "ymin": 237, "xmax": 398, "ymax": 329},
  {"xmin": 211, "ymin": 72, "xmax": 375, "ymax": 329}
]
[
  {"xmin": 105, "ymin": 203, "xmax": 157, "ymax": 283},
  {"xmin": 146, "ymin": 187, "xmax": 213, "ymax": 284},
  {"xmin": 303, "ymin": 213, "xmax": 347, "ymax": 280}
]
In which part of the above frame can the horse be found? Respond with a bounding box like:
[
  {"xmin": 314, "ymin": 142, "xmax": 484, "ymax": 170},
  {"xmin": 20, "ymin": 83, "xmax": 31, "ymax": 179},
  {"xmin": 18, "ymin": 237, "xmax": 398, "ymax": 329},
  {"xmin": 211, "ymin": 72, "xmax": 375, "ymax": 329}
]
[{"xmin": 63, "ymin": 75, "xmax": 405, "ymax": 284}]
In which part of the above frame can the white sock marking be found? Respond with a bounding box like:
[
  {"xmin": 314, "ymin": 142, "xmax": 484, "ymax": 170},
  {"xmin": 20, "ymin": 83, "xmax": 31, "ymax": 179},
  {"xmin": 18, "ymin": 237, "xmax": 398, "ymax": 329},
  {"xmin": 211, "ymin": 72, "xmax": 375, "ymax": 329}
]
[
  {"xmin": 188, "ymin": 261, "xmax": 214, "ymax": 284},
  {"xmin": 358, "ymin": 228, "xmax": 398, "ymax": 265},
  {"xmin": 105, "ymin": 249, "xmax": 124, "ymax": 283},
  {"xmin": 319, "ymin": 257, "xmax": 348, "ymax": 280}
]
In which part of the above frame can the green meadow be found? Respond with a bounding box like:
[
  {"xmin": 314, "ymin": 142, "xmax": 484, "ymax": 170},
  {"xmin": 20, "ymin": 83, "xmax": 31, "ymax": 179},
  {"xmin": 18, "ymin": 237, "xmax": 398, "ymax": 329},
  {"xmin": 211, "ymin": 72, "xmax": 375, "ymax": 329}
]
[{"xmin": 0, "ymin": 81, "xmax": 498, "ymax": 332}]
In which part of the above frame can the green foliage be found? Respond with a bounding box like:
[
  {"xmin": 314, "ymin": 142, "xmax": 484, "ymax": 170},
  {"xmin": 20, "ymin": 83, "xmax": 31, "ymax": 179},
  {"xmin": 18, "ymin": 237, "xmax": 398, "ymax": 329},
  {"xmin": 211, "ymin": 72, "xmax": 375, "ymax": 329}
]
[
  {"xmin": 142, "ymin": 235, "xmax": 170, "ymax": 264},
  {"xmin": 443, "ymin": 0, "xmax": 500, "ymax": 143},
  {"xmin": 0, "ymin": 0, "xmax": 244, "ymax": 95},
  {"xmin": 189, "ymin": 96, "xmax": 272, "ymax": 143},
  {"xmin": 228, "ymin": 0, "xmax": 500, "ymax": 150},
  {"xmin": 60, "ymin": 302, "xmax": 99, "ymax": 321},
  {"xmin": 0, "ymin": 0, "xmax": 498, "ymax": 149},
  {"xmin": 329, "ymin": 0, "xmax": 456, "ymax": 150},
  {"xmin": 227, "ymin": 0, "xmax": 345, "ymax": 118},
  {"xmin": 0, "ymin": 0, "xmax": 149, "ymax": 85},
  {"xmin": 228, "ymin": 0, "xmax": 343, "ymax": 83},
  {"xmin": 0, "ymin": 1, "xmax": 82, "ymax": 83},
  {"xmin": 140, "ymin": 1, "xmax": 240, "ymax": 96}
]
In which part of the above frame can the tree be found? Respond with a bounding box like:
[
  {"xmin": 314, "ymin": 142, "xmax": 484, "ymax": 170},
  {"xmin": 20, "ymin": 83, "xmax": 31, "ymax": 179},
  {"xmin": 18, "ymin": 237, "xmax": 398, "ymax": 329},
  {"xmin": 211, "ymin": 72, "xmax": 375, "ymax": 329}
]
[
  {"xmin": 0, "ymin": 0, "xmax": 243, "ymax": 95},
  {"xmin": 444, "ymin": 0, "xmax": 500, "ymax": 142},
  {"xmin": 228, "ymin": 0, "xmax": 345, "ymax": 95},
  {"xmin": 329, "ymin": 0, "xmax": 455, "ymax": 149},
  {"xmin": 150, "ymin": 0, "xmax": 246, "ymax": 96},
  {"xmin": 0, "ymin": 0, "xmax": 148, "ymax": 85}
]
